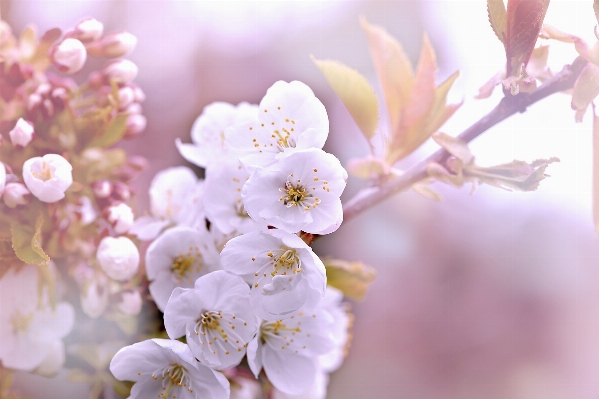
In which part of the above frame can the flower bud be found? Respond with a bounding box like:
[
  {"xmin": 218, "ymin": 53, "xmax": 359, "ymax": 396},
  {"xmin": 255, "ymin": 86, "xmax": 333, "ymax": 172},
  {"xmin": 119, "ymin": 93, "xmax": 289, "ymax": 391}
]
[
  {"xmin": 116, "ymin": 86, "xmax": 135, "ymax": 109},
  {"xmin": 3, "ymin": 182, "xmax": 30, "ymax": 208},
  {"xmin": 106, "ymin": 203, "xmax": 134, "ymax": 234},
  {"xmin": 22, "ymin": 154, "xmax": 73, "ymax": 203},
  {"xmin": 96, "ymin": 236, "xmax": 139, "ymax": 281},
  {"xmin": 80, "ymin": 274, "xmax": 109, "ymax": 319},
  {"xmin": 90, "ymin": 31, "xmax": 137, "ymax": 58},
  {"xmin": 117, "ymin": 290, "xmax": 142, "ymax": 315},
  {"xmin": 9, "ymin": 118, "xmax": 34, "ymax": 147},
  {"xmin": 112, "ymin": 182, "xmax": 131, "ymax": 201},
  {"xmin": 124, "ymin": 114, "xmax": 147, "ymax": 138},
  {"xmin": 52, "ymin": 38, "xmax": 87, "ymax": 74},
  {"xmin": 102, "ymin": 59, "xmax": 138, "ymax": 84},
  {"xmin": 91, "ymin": 179, "xmax": 112, "ymax": 198},
  {"xmin": 71, "ymin": 17, "xmax": 104, "ymax": 42}
]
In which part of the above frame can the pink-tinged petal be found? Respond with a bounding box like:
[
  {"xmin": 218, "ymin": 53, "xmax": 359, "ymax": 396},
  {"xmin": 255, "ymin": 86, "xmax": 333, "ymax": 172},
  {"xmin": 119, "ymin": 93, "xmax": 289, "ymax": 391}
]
[{"xmin": 262, "ymin": 346, "xmax": 317, "ymax": 395}]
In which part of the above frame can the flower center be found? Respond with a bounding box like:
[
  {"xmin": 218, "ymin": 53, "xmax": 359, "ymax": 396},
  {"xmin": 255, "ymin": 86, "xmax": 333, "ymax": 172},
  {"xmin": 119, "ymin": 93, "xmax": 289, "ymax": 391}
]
[
  {"xmin": 170, "ymin": 250, "xmax": 203, "ymax": 283},
  {"xmin": 150, "ymin": 363, "xmax": 195, "ymax": 398},
  {"xmin": 271, "ymin": 249, "xmax": 301, "ymax": 277},
  {"xmin": 273, "ymin": 128, "xmax": 296, "ymax": 149},
  {"xmin": 31, "ymin": 161, "xmax": 53, "ymax": 182},
  {"xmin": 234, "ymin": 201, "xmax": 250, "ymax": 218},
  {"xmin": 280, "ymin": 181, "xmax": 310, "ymax": 207},
  {"xmin": 261, "ymin": 320, "xmax": 301, "ymax": 340},
  {"xmin": 10, "ymin": 310, "xmax": 33, "ymax": 335}
]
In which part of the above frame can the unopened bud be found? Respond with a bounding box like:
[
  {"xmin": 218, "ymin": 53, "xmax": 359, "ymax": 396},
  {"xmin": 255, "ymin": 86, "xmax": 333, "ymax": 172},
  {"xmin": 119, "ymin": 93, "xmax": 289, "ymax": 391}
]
[
  {"xmin": 92, "ymin": 179, "xmax": 112, "ymax": 198},
  {"xmin": 117, "ymin": 290, "xmax": 142, "ymax": 315},
  {"xmin": 80, "ymin": 274, "xmax": 109, "ymax": 318},
  {"xmin": 71, "ymin": 17, "xmax": 104, "ymax": 42},
  {"xmin": 124, "ymin": 114, "xmax": 147, "ymax": 138},
  {"xmin": 52, "ymin": 38, "xmax": 87, "ymax": 74},
  {"xmin": 9, "ymin": 118, "xmax": 35, "ymax": 147},
  {"xmin": 3, "ymin": 183, "xmax": 30, "ymax": 208},
  {"xmin": 22, "ymin": 154, "xmax": 73, "ymax": 203},
  {"xmin": 88, "ymin": 31, "xmax": 137, "ymax": 58},
  {"xmin": 133, "ymin": 86, "xmax": 145, "ymax": 102},
  {"xmin": 123, "ymin": 102, "xmax": 143, "ymax": 115},
  {"xmin": 116, "ymin": 86, "xmax": 135, "ymax": 109},
  {"xmin": 106, "ymin": 203, "xmax": 135, "ymax": 234},
  {"xmin": 0, "ymin": 162, "xmax": 5, "ymax": 195},
  {"xmin": 102, "ymin": 59, "xmax": 138, "ymax": 83},
  {"xmin": 112, "ymin": 182, "xmax": 131, "ymax": 201},
  {"xmin": 96, "ymin": 236, "xmax": 139, "ymax": 281}
]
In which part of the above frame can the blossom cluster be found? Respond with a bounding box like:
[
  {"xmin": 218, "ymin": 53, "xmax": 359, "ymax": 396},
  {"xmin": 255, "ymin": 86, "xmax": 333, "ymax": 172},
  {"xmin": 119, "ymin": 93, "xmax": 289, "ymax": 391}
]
[
  {"xmin": 0, "ymin": 15, "xmax": 147, "ymax": 383},
  {"xmin": 111, "ymin": 81, "xmax": 353, "ymax": 398}
]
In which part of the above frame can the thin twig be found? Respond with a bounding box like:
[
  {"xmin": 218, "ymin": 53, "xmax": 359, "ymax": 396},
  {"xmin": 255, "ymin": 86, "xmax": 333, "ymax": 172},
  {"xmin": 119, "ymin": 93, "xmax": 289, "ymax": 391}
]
[{"xmin": 341, "ymin": 57, "xmax": 588, "ymax": 223}]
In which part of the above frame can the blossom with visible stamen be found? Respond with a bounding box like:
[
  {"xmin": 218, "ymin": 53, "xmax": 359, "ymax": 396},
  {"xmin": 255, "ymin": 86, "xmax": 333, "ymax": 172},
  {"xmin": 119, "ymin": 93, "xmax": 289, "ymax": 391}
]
[
  {"xmin": 22, "ymin": 153, "xmax": 73, "ymax": 203},
  {"xmin": 176, "ymin": 102, "xmax": 257, "ymax": 168},
  {"xmin": 242, "ymin": 148, "xmax": 347, "ymax": 234},
  {"xmin": 246, "ymin": 308, "xmax": 335, "ymax": 395},
  {"xmin": 164, "ymin": 271, "xmax": 257, "ymax": 370},
  {"xmin": 225, "ymin": 81, "xmax": 328, "ymax": 171},
  {"xmin": 110, "ymin": 338, "xmax": 230, "ymax": 399},
  {"xmin": 220, "ymin": 230, "xmax": 325, "ymax": 320},
  {"xmin": 146, "ymin": 226, "xmax": 219, "ymax": 311}
]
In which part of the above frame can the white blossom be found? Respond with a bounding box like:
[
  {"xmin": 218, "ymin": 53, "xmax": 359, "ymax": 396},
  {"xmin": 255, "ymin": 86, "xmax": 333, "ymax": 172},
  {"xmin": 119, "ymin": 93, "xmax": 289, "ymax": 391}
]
[
  {"xmin": 247, "ymin": 308, "xmax": 335, "ymax": 395},
  {"xmin": 317, "ymin": 287, "xmax": 352, "ymax": 373},
  {"xmin": 110, "ymin": 339, "xmax": 230, "ymax": 399},
  {"xmin": 52, "ymin": 38, "xmax": 87, "ymax": 74},
  {"xmin": 0, "ymin": 265, "xmax": 75, "ymax": 372},
  {"xmin": 220, "ymin": 230, "xmax": 325, "ymax": 320},
  {"xmin": 9, "ymin": 118, "xmax": 34, "ymax": 147},
  {"xmin": 204, "ymin": 156, "xmax": 268, "ymax": 235},
  {"xmin": 3, "ymin": 182, "xmax": 30, "ymax": 208},
  {"xmin": 164, "ymin": 271, "xmax": 257, "ymax": 370},
  {"xmin": 146, "ymin": 226, "xmax": 219, "ymax": 311},
  {"xmin": 176, "ymin": 102, "xmax": 257, "ymax": 168},
  {"xmin": 107, "ymin": 202, "xmax": 135, "ymax": 234},
  {"xmin": 242, "ymin": 148, "xmax": 347, "ymax": 234},
  {"xmin": 22, "ymin": 154, "xmax": 73, "ymax": 203},
  {"xmin": 96, "ymin": 236, "xmax": 140, "ymax": 281},
  {"xmin": 129, "ymin": 166, "xmax": 204, "ymax": 240},
  {"xmin": 225, "ymin": 81, "xmax": 328, "ymax": 171},
  {"xmin": 118, "ymin": 290, "xmax": 143, "ymax": 315}
]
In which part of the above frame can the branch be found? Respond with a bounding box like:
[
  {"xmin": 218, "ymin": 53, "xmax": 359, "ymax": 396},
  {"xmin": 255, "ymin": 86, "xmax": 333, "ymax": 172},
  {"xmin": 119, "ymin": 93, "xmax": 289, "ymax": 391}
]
[{"xmin": 342, "ymin": 57, "xmax": 588, "ymax": 223}]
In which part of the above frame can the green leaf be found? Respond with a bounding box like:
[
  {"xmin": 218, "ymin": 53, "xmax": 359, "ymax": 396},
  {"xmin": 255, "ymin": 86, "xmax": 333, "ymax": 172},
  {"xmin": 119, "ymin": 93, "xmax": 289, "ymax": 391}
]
[
  {"xmin": 88, "ymin": 113, "xmax": 129, "ymax": 148},
  {"xmin": 324, "ymin": 258, "xmax": 376, "ymax": 301},
  {"xmin": 11, "ymin": 215, "xmax": 50, "ymax": 267},
  {"xmin": 432, "ymin": 132, "xmax": 474, "ymax": 164},
  {"xmin": 311, "ymin": 56, "xmax": 379, "ymax": 139},
  {"xmin": 488, "ymin": 0, "xmax": 507, "ymax": 45}
]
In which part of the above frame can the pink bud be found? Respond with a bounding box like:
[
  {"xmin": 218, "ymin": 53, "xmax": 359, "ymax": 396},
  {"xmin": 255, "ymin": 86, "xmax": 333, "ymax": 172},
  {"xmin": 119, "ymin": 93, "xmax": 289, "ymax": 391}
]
[
  {"xmin": 71, "ymin": 17, "xmax": 104, "ymax": 43},
  {"xmin": 92, "ymin": 180, "xmax": 112, "ymax": 198},
  {"xmin": 102, "ymin": 59, "xmax": 138, "ymax": 83},
  {"xmin": 92, "ymin": 31, "xmax": 137, "ymax": 59},
  {"xmin": 133, "ymin": 86, "xmax": 145, "ymax": 102},
  {"xmin": 123, "ymin": 102, "xmax": 143, "ymax": 115},
  {"xmin": 52, "ymin": 38, "xmax": 87, "ymax": 74},
  {"xmin": 117, "ymin": 290, "xmax": 142, "ymax": 315},
  {"xmin": 124, "ymin": 114, "xmax": 147, "ymax": 138},
  {"xmin": 9, "ymin": 118, "xmax": 34, "ymax": 147},
  {"xmin": 112, "ymin": 182, "xmax": 131, "ymax": 201},
  {"xmin": 106, "ymin": 202, "xmax": 134, "ymax": 234},
  {"xmin": 3, "ymin": 182, "xmax": 30, "ymax": 208},
  {"xmin": 116, "ymin": 86, "xmax": 135, "ymax": 109}
]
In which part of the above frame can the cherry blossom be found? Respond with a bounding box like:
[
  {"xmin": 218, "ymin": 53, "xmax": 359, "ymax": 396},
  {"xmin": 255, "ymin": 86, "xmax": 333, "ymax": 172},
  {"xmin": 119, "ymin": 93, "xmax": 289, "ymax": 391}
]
[
  {"xmin": 163, "ymin": 271, "xmax": 257, "ymax": 370},
  {"xmin": 22, "ymin": 154, "xmax": 73, "ymax": 203},
  {"xmin": 176, "ymin": 102, "xmax": 257, "ymax": 168},
  {"xmin": 225, "ymin": 81, "xmax": 328, "ymax": 171},
  {"xmin": 9, "ymin": 118, "xmax": 34, "ymax": 147},
  {"xmin": 110, "ymin": 339, "xmax": 230, "ymax": 399},
  {"xmin": 96, "ymin": 236, "xmax": 140, "ymax": 281},
  {"xmin": 146, "ymin": 226, "xmax": 219, "ymax": 311},
  {"xmin": 246, "ymin": 308, "xmax": 335, "ymax": 395},
  {"xmin": 204, "ymin": 156, "xmax": 268, "ymax": 235},
  {"xmin": 106, "ymin": 202, "xmax": 135, "ymax": 234},
  {"xmin": 0, "ymin": 265, "xmax": 75, "ymax": 372},
  {"xmin": 220, "ymin": 230, "xmax": 326, "ymax": 320},
  {"xmin": 242, "ymin": 148, "xmax": 347, "ymax": 234}
]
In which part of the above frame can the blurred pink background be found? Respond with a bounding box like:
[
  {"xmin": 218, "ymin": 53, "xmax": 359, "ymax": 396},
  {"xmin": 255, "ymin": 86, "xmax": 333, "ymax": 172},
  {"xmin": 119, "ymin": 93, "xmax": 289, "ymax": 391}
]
[{"xmin": 4, "ymin": 1, "xmax": 599, "ymax": 398}]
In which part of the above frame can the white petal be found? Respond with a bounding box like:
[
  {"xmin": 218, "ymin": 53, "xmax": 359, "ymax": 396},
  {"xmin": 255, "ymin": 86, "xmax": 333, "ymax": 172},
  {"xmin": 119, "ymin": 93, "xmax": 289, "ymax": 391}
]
[
  {"xmin": 246, "ymin": 336, "xmax": 263, "ymax": 378},
  {"xmin": 262, "ymin": 345, "xmax": 317, "ymax": 395},
  {"xmin": 129, "ymin": 215, "xmax": 169, "ymax": 241},
  {"xmin": 110, "ymin": 340, "xmax": 170, "ymax": 381},
  {"xmin": 164, "ymin": 287, "xmax": 198, "ymax": 339}
]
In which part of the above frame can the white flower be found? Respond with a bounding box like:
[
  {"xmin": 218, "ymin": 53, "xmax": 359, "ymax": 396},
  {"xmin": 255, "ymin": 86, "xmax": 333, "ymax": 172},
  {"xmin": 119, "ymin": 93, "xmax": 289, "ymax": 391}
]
[
  {"xmin": 96, "ymin": 236, "xmax": 140, "ymax": 281},
  {"xmin": 164, "ymin": 271, "xmax": 257, "ymax": 370},
  {"xmin": 176, "ymin": 102, "xmax": 257, "ymax": 168},
  {"xmin": 271, "ymin": 371, "xmax": 328, "ymax": 399},
  {"xmin": 0, "ymin": 265, "xmax": 75, "ymax": 372},
  {"xmin": 225, "ymin": 81, "xmax": 328, "ymax": 171},
  {"xmin": 3, "ymin": 182, "xmax": 30, "ymax": 208},
  {"xmin": 129, "ymin": 166, "xmax": 204, "ymax": 240},
  {"xmin": 52, "ymin": 38, "xmax": 87, "ymax": 74},
  {"xmin": 110, "ymin": 338, "xmax": 230, "ymax": 399},
  {"xmin": 107, "ymin": 202, "xmax": 135, "ymax": 234},
  {"xmin": 22, "ymin": 154, "xmax": 73, "ymax": 203},
  {"xmin": 9, "ymin": 118, "xmax": 34, "ymax": 147},
  {"xmin": 204, "ymin": 157, "xmax": 268, "ymax": 235},
  {"xmin": 0, "ymin": 161, "xmax": 6, "ymax": 196},
  {"xmin": 146, "ymin": 226, "xmax": 219, "ymax": 311},
  {"xmin": 220, "ymin": 230, "xmax": 325, "ymax": 320},
  {"xmin": 118, "ymin": 290, "xmax": 143, "ymax": 315},
  {"xmin": 242, "ymin": 148, "xmax": 347, "ymax": 234},
  {"xmin": 247, "ymin": 308, "xmax": 335, "ymax": 395}
]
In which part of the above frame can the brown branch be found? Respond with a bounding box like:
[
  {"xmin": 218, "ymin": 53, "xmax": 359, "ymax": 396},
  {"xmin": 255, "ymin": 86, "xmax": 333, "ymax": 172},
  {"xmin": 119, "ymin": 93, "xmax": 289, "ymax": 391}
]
[{"xmin": 342, "ymin": 56, "xmax": 588, "ymax": 223}]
